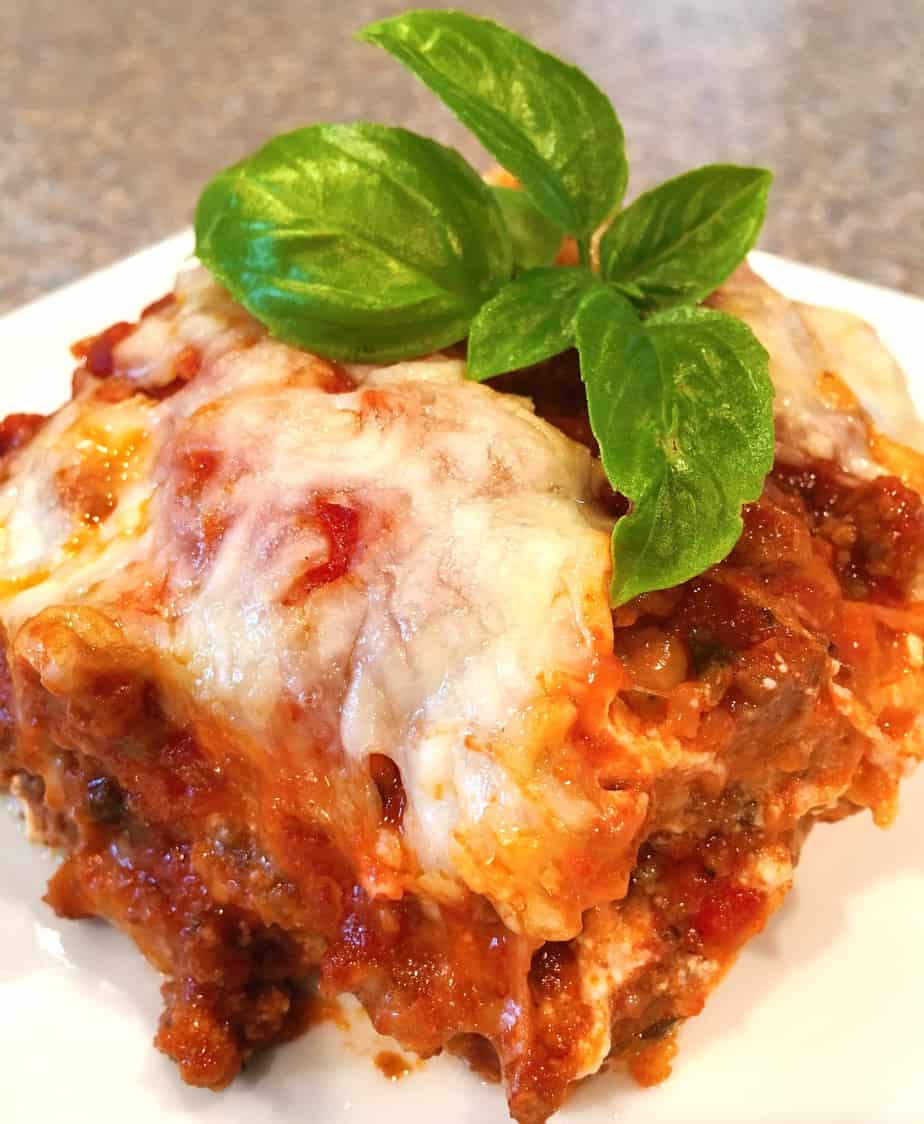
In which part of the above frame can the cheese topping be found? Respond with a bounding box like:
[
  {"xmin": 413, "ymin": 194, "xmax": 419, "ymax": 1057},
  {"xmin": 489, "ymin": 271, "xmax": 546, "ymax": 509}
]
[
  {"xmin": 0, "ymin": 265, "xmax": 642, "ymax": 940},
  {"xmin": 711, "ymin": 263, "xmax": 923, "ymax": 472}
]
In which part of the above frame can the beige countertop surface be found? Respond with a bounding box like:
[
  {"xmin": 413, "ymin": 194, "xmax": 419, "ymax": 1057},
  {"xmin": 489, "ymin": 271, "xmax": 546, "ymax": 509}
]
[{"xmin": 4, "ymin": 0, "xmax": 922, "ymax": 313}]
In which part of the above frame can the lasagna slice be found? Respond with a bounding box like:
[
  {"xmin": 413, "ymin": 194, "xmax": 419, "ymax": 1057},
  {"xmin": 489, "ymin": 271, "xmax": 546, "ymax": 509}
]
[{"xmin": 1, "ymin": 259, "xmax": 922, "ymax": 1123}]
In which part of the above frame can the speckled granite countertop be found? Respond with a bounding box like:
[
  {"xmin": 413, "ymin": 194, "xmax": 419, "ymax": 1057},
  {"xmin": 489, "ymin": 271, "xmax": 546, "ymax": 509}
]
[{"xmin": 3, "ymin": 0, "xmax": 922, "ymax": 312}]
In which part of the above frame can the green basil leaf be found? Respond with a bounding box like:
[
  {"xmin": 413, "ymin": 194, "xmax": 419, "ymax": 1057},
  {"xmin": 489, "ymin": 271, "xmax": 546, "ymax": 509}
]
[
  {"xmin": 576, "ymin": 293, "xmax": 773, "ymax": 604},
  {"xmin": 599, "ymin": 164, "xmax": 772, "ymax": 311},
  {"xmin": 608, "ymin": 279, "xmax": 646, "ymax": 302},
  {"xmin": 195, "ymin": 122, "xmax": 512, "ymax": 362},
  {"xmin": 491, "ymin": 186, "xmax": 563, "ymax": 271},
  {"xmin": 467, "ymin": 267, "xmax": 599, "ymax": 381},
  {"xmin": 359, "ymin": 10, "xmax": 627, "ymax": 237}
]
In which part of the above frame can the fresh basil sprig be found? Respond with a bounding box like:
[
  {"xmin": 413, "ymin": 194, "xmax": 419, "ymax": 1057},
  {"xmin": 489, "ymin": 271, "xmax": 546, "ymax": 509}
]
[
  {"xmin": 467, "ymin": 268, "xmax": 598, "ymax": 380},
  {"xmin": 196, "ymin": 123, "xmax": 512, "ymax": 361},
  {"xmin": 599, "ymin": 164, "xmax": 772, "ymax": 311},
  {"xmin": 490, "ymin": 186, "xmax": 563, "ymax": 271},
  {"xmin": 195, "ymin": 8, "xmax": 776, "ymax": 604},
  {"xmin": 359, "ymin": 10, "xmax": 627, "ymax": 256},
  {"xmin": 576, "ymin": 295, "xmax": 773, "ymax": 603}
]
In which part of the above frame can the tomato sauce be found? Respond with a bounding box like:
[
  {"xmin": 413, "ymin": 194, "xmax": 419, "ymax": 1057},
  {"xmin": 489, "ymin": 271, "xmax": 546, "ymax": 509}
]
[
  {"xmin": 0, "ymin": 412, "xmax": 44, "ymax": 460},
  {"xmin": 283, "ymin": 500, "xmax": 359, "ymax": 604},
  {"xmin": 71, "ymin": 320, "xmax": 136, "ymax": 377},
  {"xmin": 375, "ymin": 1050, "xmax": 413, "ymax": 1080}
]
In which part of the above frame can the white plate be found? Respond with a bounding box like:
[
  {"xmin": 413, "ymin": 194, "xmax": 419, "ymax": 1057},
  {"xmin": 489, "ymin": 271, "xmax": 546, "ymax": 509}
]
[{"xmin": 1, "ymin": 240, "xmax": 923, "ymax": 1124}]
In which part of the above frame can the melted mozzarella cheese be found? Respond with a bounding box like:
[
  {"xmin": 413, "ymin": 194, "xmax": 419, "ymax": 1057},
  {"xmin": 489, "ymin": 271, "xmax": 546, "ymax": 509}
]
[
  {"xmin": 711, "ymin": 262, "xmax": 923, "ymax": 473},
  {"xmin": 0, "ymin": 266, "xmax": 636, "ymax": 941}
]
